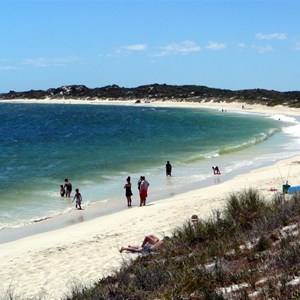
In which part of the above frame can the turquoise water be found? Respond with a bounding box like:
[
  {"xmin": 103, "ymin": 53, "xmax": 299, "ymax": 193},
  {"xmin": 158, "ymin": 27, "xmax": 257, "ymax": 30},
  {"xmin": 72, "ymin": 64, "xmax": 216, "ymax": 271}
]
[{"xmin": 0, "ymin": 102, "xmax": 299, "ymax": 231}]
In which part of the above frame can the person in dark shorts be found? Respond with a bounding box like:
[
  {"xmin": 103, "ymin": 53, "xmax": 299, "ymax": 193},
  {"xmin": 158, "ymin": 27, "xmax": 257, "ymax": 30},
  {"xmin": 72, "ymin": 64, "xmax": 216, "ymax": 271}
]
[
  {"xmin": 124, "ymin": 176, "xmax": 133, "ymax": 207},
  {"xmin": 72, "ymin": 188, "xmax": 82, "ymax": 210},
  {"xmin": 64, "ymin": 178, "xmax": 72, "ymax": 197},
  {"xmin": 166, "ymin": 161, "xmax": 172, "ymax": 176},
  {"xmin": 212, "ymin": 166, "xmax": 221, "ymax": 175},
  {"xmin": 60, "ymin": 185, "xmax": 65, "ymax": 197}
]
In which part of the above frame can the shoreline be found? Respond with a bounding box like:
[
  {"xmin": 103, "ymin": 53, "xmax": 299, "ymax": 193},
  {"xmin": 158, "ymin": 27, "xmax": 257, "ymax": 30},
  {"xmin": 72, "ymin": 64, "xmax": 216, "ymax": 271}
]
[
  {"xmin": 1, "ymin": 97, "xmax": 300, "ymax": 116},
  {"xmin": 0, "ymin": 99, "xmax": 299, "ymax": 298},
  {"xmin": 0, "ymin": 153, "xmax": 273, "ymax": 244}
]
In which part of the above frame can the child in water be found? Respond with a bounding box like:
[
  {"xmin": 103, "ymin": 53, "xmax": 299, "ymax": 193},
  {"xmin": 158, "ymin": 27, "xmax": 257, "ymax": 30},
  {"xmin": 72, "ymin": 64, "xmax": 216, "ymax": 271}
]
[
  {"xmin": 60, "ymin": 185, "xmax": 65, "ymax": 197},
  {"xmin": 72, "ymin": 188, "xmax": 82, "ymax": 210}
]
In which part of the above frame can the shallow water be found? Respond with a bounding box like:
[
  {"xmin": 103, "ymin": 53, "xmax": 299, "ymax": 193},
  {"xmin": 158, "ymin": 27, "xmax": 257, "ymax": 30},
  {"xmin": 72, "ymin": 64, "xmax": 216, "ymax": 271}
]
[{"xmin": 0, "ymin": 102, "xmax": 299, "ymax": 233}]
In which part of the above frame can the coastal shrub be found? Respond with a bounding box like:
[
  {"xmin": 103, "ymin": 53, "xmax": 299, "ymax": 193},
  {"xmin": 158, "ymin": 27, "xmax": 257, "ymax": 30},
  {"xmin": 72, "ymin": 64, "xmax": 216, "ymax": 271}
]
[
  {"xmin": 175, "ymin": 218, "xmax": 208, "ymax": 245},
  {"xmin": 279, "ymin": 243, "xmax": 300, "ymax": 268},
  {"xmin": 224, "ymin": 188, "xmax": 268, "ymax": 230},
  {"xmin": 291, "ymin": 289, "xmax": 300, "ymax": 299},
  {"xmin": 254, "ymin": 235, "xmax": 273, "ymax": 252}
]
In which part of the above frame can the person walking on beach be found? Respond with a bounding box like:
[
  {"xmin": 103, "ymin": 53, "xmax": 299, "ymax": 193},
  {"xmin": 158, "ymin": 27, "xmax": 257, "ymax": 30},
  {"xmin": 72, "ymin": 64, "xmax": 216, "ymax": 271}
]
[
  {"xmin": 72, "ymin": 188, "xmax": 82, "ymax": 210},
  {"xmin": 124, "ymin": 176, "xmax": 133, "ymax": 207},
  {"xmin": 166, "ymin": 161, "xmax": 172, "ymax": 176},
  {"xmin": 64, "ymin": 178, "xmax": 72, "ymax": 197},
  {"xmin": 60, "ymin": 185, "xmax": 65, "ymax": 197},
  {"xmin": 139, "ymin": 176, "xmax": 149, "ymax": 206}
]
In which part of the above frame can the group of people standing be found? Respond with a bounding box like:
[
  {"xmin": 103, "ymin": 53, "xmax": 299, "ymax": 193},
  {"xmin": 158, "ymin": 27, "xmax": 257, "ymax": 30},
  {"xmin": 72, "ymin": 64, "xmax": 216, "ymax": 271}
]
[
  {"xmin": 124, "ymin": 175, "xmax": 150, "ymax": 207},
  {"xmin": 123, "ymin": 161, "xmax": 172, "ymax": 207},
  {"xmin": 60, "ymin": 178, "xmax": 83, "ymax": 210},
  {"xmin": 60, "ymin": 178, "xmax": 72, "ymax": 198}
]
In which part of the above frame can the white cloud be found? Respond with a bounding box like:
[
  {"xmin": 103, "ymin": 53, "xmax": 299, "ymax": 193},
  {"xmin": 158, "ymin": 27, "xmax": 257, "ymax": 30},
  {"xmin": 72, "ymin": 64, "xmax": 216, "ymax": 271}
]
[
  {"xmin": 206, "ymin": 41, "xmax": 227, "ymax": 51},
  {"xmin": 23, "ymin": 57, "xmax": 49, "ymax": 67},
  {"xmin": 155, "ymin": 40, "xmax": 201, "ymax": 57},
  {"xmin": 237, "ymin": 43, "xmax": 246, "ymax": 49},
  {"xmin": 52, "ymin": 56, "xmax": 81, "ymax": 65},
  {"xmin": 124, "ymin": 44, "xmax": 147, "ymax": 51},
  {"xmin": 294, "ymin": 41, "xmax": 300, "ymax": 50},
  {"xmin": 256, "ymin": 33, "xmax": 287, "ymax": 40},
  {"xmin": 252, "ymin": 45, "xmax": 274, "ymax": 53},
  {"xmin": 0, "ymin": 65, "xmax": 17, "ymax": 71},
  {"xmin": 114, "ymin": 44, "xmax": 147, "ymax": 56},
  {"xmin": 23, "ymin": 56, "xmax": 81, "ymax": 67}
]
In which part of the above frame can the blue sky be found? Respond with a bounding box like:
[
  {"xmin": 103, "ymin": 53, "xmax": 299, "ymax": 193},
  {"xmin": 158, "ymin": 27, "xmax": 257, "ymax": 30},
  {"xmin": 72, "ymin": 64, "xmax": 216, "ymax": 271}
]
[{"xmin": 1, "ymin": 0, "xmax": 299, "ymax": 93}]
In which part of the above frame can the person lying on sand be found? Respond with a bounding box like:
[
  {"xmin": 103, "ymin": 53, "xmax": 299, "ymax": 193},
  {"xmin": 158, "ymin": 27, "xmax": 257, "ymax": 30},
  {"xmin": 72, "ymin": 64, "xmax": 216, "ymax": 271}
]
[{"xmin": 119, "ymin": 234, "xmax": 170, "ymax": 254}]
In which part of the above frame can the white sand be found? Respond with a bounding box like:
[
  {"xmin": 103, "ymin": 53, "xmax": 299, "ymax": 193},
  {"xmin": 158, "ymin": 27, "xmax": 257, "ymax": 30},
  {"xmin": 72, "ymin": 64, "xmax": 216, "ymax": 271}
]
[
  {"xmin": 1, "ymin": 97, "xmax": 300, "ymax": 116},
  {"xmin": 0, "ymin": 99, "xmax": 299, "ymax": 299}
]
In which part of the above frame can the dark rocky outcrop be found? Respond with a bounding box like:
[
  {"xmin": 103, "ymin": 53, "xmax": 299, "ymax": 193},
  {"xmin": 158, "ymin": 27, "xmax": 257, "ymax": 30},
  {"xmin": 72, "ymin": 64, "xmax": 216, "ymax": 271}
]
[{"xmin": 1, "ymin": 84, "xmax": 300, "ymax": 107}]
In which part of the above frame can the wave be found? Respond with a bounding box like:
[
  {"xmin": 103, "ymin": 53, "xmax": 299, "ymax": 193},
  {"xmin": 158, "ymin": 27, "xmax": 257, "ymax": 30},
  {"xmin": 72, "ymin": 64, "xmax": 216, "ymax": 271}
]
[
  {"xmin": 283, "ymin": 124, "xmax": 300, "ymax": 139},
  {"xmin": 184, "ymin": 128, "xmax": 278, "ymax": 164},
  {"xmin": 223, "ymin": 160, "xmax": 254, "ymax": 173},
  {"xmin": 0, "ymin": 207, "xmax": 74, "ymax": 231},
  {"xmin": 219, "ymin": 128, "xmax": 278, "ymax": 155},
  {"xmin": 183, "ymin": 151, "xmax": 220, "ymax": 164},
  {"xmin": 269, "ymin": 114, "xmax": 298, "ymax": 124},
  {"xmin": 274, "ymin": 115, "xmax": 300, "ymax": 143}
]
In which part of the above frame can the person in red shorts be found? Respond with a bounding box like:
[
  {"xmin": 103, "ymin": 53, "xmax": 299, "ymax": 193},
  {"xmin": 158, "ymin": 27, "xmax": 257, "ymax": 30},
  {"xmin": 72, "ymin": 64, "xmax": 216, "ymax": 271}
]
[{"xmin": 139, "ymin": 176, "xmax": 149, "ymax": 206}]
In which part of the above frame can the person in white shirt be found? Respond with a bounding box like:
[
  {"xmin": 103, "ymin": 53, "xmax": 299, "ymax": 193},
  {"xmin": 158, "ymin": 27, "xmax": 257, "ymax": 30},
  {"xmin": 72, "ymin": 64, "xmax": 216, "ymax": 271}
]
[{"xmin": 139, "ymin": 176, "xmax": 149, "ymax": 206}]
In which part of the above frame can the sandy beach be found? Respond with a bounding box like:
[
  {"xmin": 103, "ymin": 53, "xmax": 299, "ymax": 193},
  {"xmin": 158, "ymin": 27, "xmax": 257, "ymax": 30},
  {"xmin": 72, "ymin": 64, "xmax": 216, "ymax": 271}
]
[
  {"xmin": 0, "ymin": 100, "xmax": 300, "ymax": 299},
  {"xmin": 2, "ymin": 97, "xmax": 300, "ymax": 116}
]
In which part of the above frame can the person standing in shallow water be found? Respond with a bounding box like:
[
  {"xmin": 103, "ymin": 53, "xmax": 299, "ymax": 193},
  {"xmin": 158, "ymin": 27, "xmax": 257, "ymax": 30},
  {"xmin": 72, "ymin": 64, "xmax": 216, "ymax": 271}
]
[
  {"xmin": 124, "ymin": 176, "xmax": 133, "ymax": 207},
  {"xmin": 166, "ymin": 161, "xmax": 172, "ymax": 176},
  {"xmin": 212, "ymin": 166, "xmax": 221, "ymax": 175},
  {"xmin": 60, "ymin": 185, "xmax": 65, "ymax": 197},
  {"xmin": 64, "ymin": 178, "xmax": 72, "ymax": 197},
  {"xmin": 72, "ymin": 188, "xmax": 82, "ymax": 210}
]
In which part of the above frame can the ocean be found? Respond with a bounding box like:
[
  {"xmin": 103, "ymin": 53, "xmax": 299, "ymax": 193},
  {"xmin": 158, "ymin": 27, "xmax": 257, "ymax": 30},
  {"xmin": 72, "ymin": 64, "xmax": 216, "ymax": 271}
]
[{"xmin": 0, "ymin": 102, "xmax": 300, "ymax": 241}]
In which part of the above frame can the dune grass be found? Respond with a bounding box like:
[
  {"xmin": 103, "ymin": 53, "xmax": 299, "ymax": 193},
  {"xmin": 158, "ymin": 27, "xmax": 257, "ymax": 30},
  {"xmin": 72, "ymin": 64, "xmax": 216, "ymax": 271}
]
[{"xmin": 63, "ymin": 188, "xmax": 300, "ymax": 299}]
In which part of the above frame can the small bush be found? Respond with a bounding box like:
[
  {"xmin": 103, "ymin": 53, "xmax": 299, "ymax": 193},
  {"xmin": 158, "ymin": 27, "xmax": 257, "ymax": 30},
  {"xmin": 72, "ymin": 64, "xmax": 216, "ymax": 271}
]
[
  {"xmin": 224, "ymin": 188, "xmax": 269, "ymax": 230},
  {"xmin": 255, "ymin": 236, "xmax": 272, "ymax": 252}
]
